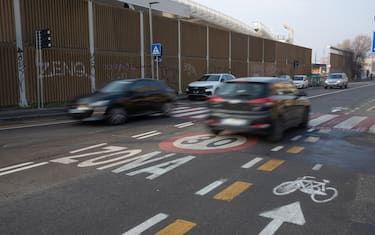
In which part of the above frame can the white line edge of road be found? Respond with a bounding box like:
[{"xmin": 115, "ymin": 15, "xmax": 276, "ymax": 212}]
[
  {"xmin": 0, "ymin": 120, "xmax": 77, "ymax": 131},
  {"xmin": 241, "ymin": 157, "xmax": 263, "ymax": 169},
  {"xmin": 0, "ymin": 162, "xmax": 49, "ymax": 176},
  {"xmin": 122, "ymin": 213, "xmax": 169, "ymax": 235},
  {"xmin": 0, "ymin": 161, "xmax": 34, "ymax": 172},
  {"xmin": 308, "ymin": 83, "xmax": 375, "ymax": 99}
]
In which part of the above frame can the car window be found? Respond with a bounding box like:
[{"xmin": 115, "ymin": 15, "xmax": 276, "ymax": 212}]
[
  {"xmin": 328, "ymin": 74, "xmax": 343, "ymax": 79},
  {"xmin": 99, "ymin": 80, "xmax": 132, "ymax": 93},
  {"xmin": 198, "ymin": 75, "xmax": 220, "ymax": 81},
  {"xmin": 293, "ymin": 76, "xmax": 304, "ymax": 81},
  {"xmin": 216, "ymin": 82, "xmax": 266, "ymax": 99},
  {"xmin": 273, "ymin": 82, "xmax": 298, "ymax": 95}
]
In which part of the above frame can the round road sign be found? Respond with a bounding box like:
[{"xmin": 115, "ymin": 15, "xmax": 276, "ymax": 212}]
[{"xmin": 159, "ymin": 133, "xmax": 257, "ymax": 154}]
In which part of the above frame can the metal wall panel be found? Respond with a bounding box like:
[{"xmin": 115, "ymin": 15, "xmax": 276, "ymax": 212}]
[
  {"xmin": 209, "ymin": 28, "xmax": 228, "ymax": 59},
  {"xmin": 158, "ymin": 56, "xmax": 179, "ymax": 91},
  {"xmin": 153, "ymin": 15, "xmax": 177, "ymax": 57},
  {"xmin": 0, "ymin": 45, "xmax": 18, "ymax": 106},
  {"xmin": 264, "ymin": 39, "xmax": 275, "ymax": 62},
  {"xmin": 0, "ymin": 0, "xmax": 15, "ymax": 43},
  {"xmin": 209, "ymin": 59, "xmax": 229, "ymax": 73},
  {"xmin": 249, "ymin": 36, "xmax": 262, "ymax": 62},
  {"xmin": 95, "ymin": 3, "xmax": 139, "ymax": 53},
  {"xmin": 276, "ymin": 41, "xmax": 287, "ymax": 64},
  {"xmin": 249, "ymin": 61, "xmax": 264, "ymax": 76},
  {"xmin": 181, "ymin": 21, "xmax": 206, "ymax": 57},
  {"xmin": 181, "ymin": 57, "xmax": 206, "ymax": 88},
  {"xmin": 264, "ymin": 62, "xmax": 277, "ymax": 76},
  {"xmin": 23, "ymin": 48, "xmax": 91, "ymax": 105},
  {"xmin": 21, "ymin": 0, "xmax": 89, "ymax": 49},
  {"xmin": 231, "ymin": 32, "xmax": 247, "ymax": 60},
  {"xmin": 231, "ymin": 61, "xmax": 247, "ymax": 77}
]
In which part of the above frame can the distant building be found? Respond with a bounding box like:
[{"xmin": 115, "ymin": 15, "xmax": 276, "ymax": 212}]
[{"xmin": 363, "ymin": 54, "xmax": 375, "ymax": 78}]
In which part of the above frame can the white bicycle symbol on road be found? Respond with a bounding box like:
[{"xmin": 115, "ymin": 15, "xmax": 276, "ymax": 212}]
[{"xmin": 273, "ymin": 176, "xmax": 338, "ymax": 203}]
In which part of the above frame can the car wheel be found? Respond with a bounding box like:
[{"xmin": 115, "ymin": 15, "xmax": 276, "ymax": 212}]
[
  {"xmin": 345, "ymin": 84, "xmax": 348, "ymax": 88},
  {"xmin": 268, "ymin": 118, "xmax": 284, "ymax": 142},
  {"xmin": 161, "ymin": 102, "xmax": 174, "ymax": 117},
  {"xmin": 106, "ymin": 107, "xmax": 127, "ymax": 125},
  {"xmin": 324, "ymin": 86, "xmax": 327, "ymax": 89},
  {"xmin": 299, "ymin": 108, "xmax": 309, "ymax": 129}
]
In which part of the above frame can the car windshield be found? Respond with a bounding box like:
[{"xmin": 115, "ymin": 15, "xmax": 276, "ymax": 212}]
[
  {"xmin": 293, "ymin": 76, "xmax": 304, "ymax": 81},
  {"xmin": 99, "ymin": 80, "xmax": 132, "ymax": 93},
  {"xmin": 216, "ymin": 82, "xmax": 266, "ymax": 99},
  {"xmin": 198, "ymin": 75, "xmax": 220, "ymax": 81},
  {"xmin": 328, "ymin": 74, "xmax": 343, "ymax": 79}
]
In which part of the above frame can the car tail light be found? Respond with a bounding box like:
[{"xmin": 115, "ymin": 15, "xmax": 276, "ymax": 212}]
[
  {"xmin": 208, "ymin": 96, "xmax": 224, "ymax": 102},
  {"xmin": 248, "ymin": 98, "xmax": 275, "ymax": 107},
  {"xmin": 206, "ymin": 119, "xmax": 218, "ymax": 125}
]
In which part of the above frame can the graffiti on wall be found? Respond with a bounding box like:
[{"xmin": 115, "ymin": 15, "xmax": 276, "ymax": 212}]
[
  {"xmin": 184, "ymin": 63, "xmax": 198, "ymax": 77},
  {"xmin": 40, "ymin": 61, "xmax": 88, "ymax": 78},
  {"xmin": 104, "ymin": 63, "xmax": 137, "ymax": 80}
]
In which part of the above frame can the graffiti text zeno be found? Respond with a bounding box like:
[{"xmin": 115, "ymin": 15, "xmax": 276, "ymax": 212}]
[{"xmin": 40, "ymin": 61, "xmax": 88, "ymax": 78}]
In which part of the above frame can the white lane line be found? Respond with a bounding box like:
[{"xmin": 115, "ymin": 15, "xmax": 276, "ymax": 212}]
[
  {"xmin": 318, "ymin": 128, "xmax": 331, "ymax": 134},
  {"xmin": 0, "ymin": 162, "xmax": 34, "ymax": 172},
  {"xmin": 0, "ymin": 120, "xmax": 77, "ymax": 131},
  {"xmin": 173, "ymin": 106, "xmax": 190, "ymax": 110},
  {"xmin": 369, "ymin": 124, "xmax": 375, "ymax": 134},
  {"xmin": 70, "ymin": 143, "xmax": 107, "ymax": 154},
  {"xmin": 309, "ymin": 83, "xmax": 375, "ymax": 99},
  {"xmin": 174, "ymin": 122, "xmax": 194, "ymax": 128},
  {"xmin": 136, "ymin": 132, "xmax": 162, "ymax": 140},
  {"xmin": 271, "ymin": 146, "xmax": 284, "ymax": 152},
  {"xmin": 191, "ymin": 113, "xmax": 209, "ymax": 119},
  {"xmin": 309, "ymin": 114, "xmax": 338, "ymax": 127},
  {"xmin": 122, "ymin": 213, "xmax": 169, "ymax": 235},
  {"xmin": 171, "ymin": 107, "xmax": 206, "ymax": 114},
  {"xmin": 241, "ymin": 157, "xmax": 263, "ymax": 169},
  {"xmin": 312, "ymin": 164, "xmax": 323, "ymax": 171},
  {"xmin": 132, "ymin": 130, "xmax": 159, "ymax": 138},
  {"xmin": 307, "ymin": 127, "xmax": 316, "ymax": 133},
  {"xmin": 195, "ymin": 179, "xmax": 227, "ymax": 196},
  {"xmin": 333, "ymin": 116, "xmax": 366, "ymax": 129},
  {"xmin": 173, "ymin": 109, "xmax": 209, "ymax": 117},
  {"xmin": 0, "ymin": 162, "xmax": 49, "ymax": 176},
  {"xmin": 304, "ymin": 136, "xmax": 320, "ymax": 143},
  {"xmin": 291, "ymin": 135, "xmax": 302, "ymax": 141}
]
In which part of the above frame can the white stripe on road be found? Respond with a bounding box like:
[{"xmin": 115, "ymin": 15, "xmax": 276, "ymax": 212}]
[
  {"xmin": 135, "ymin": 132, "xmax": 162, "ymax": 140},
  {"xmin": 0, "ymin": 120, "xmax": 77, "ymax": 131},
  {"xmin": 173, "ymin": 106, "xmax": 189, "ymax": 110},
  {"xmin": 0, "ymin": 162, "xmax": 49, "ymax": 176},
  {"xmin": 312, "ymin": 164, "xmax": 323, "ymax": 171},
  {"xmin": 171, "ymin": 107, "xmax": 206, "ymax": 114},
  {"xmin": 271, "ymin": 146, "xmax": 284, "ymax": 152},
  {"xmin": 333, "ymin": 116, "xmax": 366, "ymax": 129},
  {"xmin": 191, "ymin": 113, "xmax": 209, "ymax": 119},
  {"xmin": 70, "ymin": 143, "xmax": 107, "ymax": 154},
  {"xmin": 241, "ymin": 157, "xmax": 263, "ymax": 169},
  {"xmin": 291, "ymin": 135, "xmax": 302, "ymax": 141},
  {"xmin": 195, "ymin": 179, "xmax": 227, "ymax": 196},
  {"xmin": 131, "ymin": 130, "xmax": 162, "ymax": 140},
  {"xmin": 0, "ymin": 162, "xmax": 34, "ymax": 172},
  {"xmin": 309, "ymin": 114, "xmax": 338, "ymax": 127},
  {"xmin": 172, "ymin": 109, "xmax": 209, "ymax": 117},
  {"xmin": 174, "ymin": 122, "xmax": 194, "ymax": 128},
  {"xmin": 122, "ymin": 213, "xmax": 169, "ymax": 235}
]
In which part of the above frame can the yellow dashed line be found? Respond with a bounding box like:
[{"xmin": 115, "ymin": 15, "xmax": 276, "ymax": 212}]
[
  {"xmin": 257, "ymin": 159, "xmax": 285, "ymax": 171},
  {"xmin": 287, "ymin": 146, "xmax": 305, "ymax": 154},
  {"xmin": 155, "ymin": 219, "xmax": 196, "ymax": 235},
  {"xmin": 213, "ymin": 181, "xmax": 252, "ymax": 201}
]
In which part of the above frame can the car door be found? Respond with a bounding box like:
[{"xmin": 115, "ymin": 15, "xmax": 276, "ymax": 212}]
[
  {"xmin": 128, "ymin": 80, "xmax": 151, "ymax": 115},
  {"xmin": 273, "ymin": 82, "xmax": 298, "ymax": 128}
]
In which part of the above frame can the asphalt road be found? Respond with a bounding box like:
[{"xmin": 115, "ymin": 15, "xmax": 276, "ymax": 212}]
[{"xmin": 1, "ymin": 81, "xmax": 375, "ymax": 235}]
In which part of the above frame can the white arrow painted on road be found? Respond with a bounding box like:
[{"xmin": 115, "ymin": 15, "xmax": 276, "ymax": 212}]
[{"xmin": 258, "ymin": 201, "xmax": 305, "ymax": 235}]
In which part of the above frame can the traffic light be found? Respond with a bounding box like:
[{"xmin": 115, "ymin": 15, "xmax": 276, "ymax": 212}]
[{"xmin": 40, "ymin": 29, "xmax": 52, "ymax": 48}]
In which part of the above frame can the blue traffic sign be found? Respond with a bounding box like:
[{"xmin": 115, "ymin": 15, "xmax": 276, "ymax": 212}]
[
  {"xmin": 151, "ymin": 43, "xmax": 162, "ymax": 56},
  {"xmin": 372, "ymin": 31, "xmax": 375, "ymax": 53}
]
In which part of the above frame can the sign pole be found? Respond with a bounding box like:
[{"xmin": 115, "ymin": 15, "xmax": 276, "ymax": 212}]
[
  {"xmin": 35, "ymin": 31, "xmax": 40, "ymax": 109},
  {"xmin": 156, "ymin": 56, "xmax": 159, "ymax": 80}
]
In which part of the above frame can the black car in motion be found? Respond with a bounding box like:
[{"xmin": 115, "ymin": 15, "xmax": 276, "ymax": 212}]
[
  {"xmin": 206, "ymin": 77, "xmax": 310, "ymax": 141},
  {"xmin": 68, "ymin": 79, "xmax": 176, "ymax": 125}
]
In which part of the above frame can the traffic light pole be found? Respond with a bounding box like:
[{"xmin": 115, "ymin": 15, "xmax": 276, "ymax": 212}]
[{"xmin": 35, "ymin": 30, "xmax": 44, "ymax": 109}]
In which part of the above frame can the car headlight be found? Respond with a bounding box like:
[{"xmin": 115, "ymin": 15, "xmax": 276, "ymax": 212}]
[{"xmin": 90, "ymin": 100, "xmax": 110, "ymax": 107}]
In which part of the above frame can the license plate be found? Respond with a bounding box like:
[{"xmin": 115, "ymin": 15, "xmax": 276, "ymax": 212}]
[{"xmin": 221, "ymin": 118, "xmax": 247, "ymax": 126}]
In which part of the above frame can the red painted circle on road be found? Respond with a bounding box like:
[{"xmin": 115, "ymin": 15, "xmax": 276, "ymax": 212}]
[{"xmin": 159, "ymin": 133, "xmax": 257, "ymax": 154}]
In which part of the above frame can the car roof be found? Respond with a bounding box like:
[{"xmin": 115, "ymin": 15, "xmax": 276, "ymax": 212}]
[
  {"xmin": 228, "ymin": 77, "xmax": 289, "ymax": 83},
  {"xmin": 203, "ymin": 73, "xmax": 232, "ymax": 76}
]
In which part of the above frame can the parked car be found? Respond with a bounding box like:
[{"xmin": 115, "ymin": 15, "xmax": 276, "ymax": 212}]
[
  {"xmin": 324, "ymin": 73, "xmax": 348, "ymax": 89},
  {"xmin": 186, "ymin": 73, "xmax": 235, "ymax": 100},
  {"xmin": 293, "ymin": 75, "xmax": 309, "ymax": 88},
  {"xmin": 205, "ymin": 77, "xmax": 310, "ymax": 141},
  {"xmin": 68, "ymin": 78, "xmax": 176, "ymax": 125}
]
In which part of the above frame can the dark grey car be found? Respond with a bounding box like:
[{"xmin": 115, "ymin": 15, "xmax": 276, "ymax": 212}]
[{"xmin": 206, "ymin": 77, "xmax": 310, "ymax": 141}]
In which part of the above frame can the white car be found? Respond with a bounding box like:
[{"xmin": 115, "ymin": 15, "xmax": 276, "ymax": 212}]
[
  {"xmin": 186, "ymin": 73, "xmax": 235, "ymax": 100},
  {"xmin": 324, "ymin": 73, "xmax": 348, "ymax": 89},
  {"xmin": 293, "ymin": 75, "xmax": 309, "ymax": 88}
]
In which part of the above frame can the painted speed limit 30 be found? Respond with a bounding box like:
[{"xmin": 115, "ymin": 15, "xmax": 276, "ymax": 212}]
[{"xmin": 159, "ymin": 133, "xmax": 257, "ymax": 154}]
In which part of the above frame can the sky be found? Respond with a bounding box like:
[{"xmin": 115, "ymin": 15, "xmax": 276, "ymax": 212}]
[{"xmin": 194, "ymin": 0, "xmax": 375, "ymax": 62}]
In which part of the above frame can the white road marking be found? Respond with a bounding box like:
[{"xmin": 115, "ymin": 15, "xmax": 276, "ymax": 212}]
[
  {"xmin": 191, "ymin": 113, "xmax": 209, "ymax": 119},
  {"xmin": 333, "ymin": 116, "xmax": 366, "ymax": 129},
  {"xmin": 195, "ymin": 179, "xmax": 227, "ymax": 196},
  {"xmin": 171, "ymin": 107, "xmax": 205, "ymax": 114},
  {"xmin": 132, "ymin": 130, "xmax": 162, "ymax": 139},
  {"xmin": 70, "ymin": 143, "xmax": 107, "ymax": 154},
  {"xmin": 0, "ymin": 162, "xmax": 34, "ymax": 172},
  {"xmin": 172, "ymin": 109, "xmax": 209, "ymax": 117},
  {"xmin": 307, "ymin": 128, "xmax": 316, "ymax": 133},
  {"xmin": 369, "ymin": 124, "xmax": 375, "ymax": 134},
  {"xmin": 309, "ymin": 114, "xmax": 338, "ymax": 127},
  {"xmin": 291, "ymin": 135, "xmax": 302, "ymax": 141},
  {"xmin": 271, "ymin": 146, "xmax": 284, "ymax": 152},
  {"xmin": 0, "ymin": 162, "xmax": 49, "ymax": 176},
  {"xmin": 309, "ymin": 83, "xmax": 375, "ymax": 99},
  {"xmin": 304, "ymin": 137, "xmax": 320, "ymax": 143},
  {"xmin": 174, "ymin": 122, "xmax": 194, "ymax": 128},
  {"xmin": 241, "ymin": 157, "xmax": 263, "ymax": 169},
  {"xmin": 122, "ymin": 213, "xmax": 169, "ymax": 235},
  {"xmin": 312, "ymin": 164, "xmax": 323, "ymax": 171},
  {"xmin": 0, "ymin": 120, "xmax": 77, "ymax": 131},
  {"xmin": 318, "ymin": 128, "xmax": 331, "ymax": 134},
  {"xmin": 173, "ymin": 106, "xmax": 189, "ymax": 110}
]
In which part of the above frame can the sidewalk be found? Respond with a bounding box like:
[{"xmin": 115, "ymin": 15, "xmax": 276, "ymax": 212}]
[{"xmin": 0, "ymin": 94, "xmax": 188, "ymax": 123}]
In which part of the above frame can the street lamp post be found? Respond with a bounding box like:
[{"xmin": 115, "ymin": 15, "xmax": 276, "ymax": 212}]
[{"xmin": 148, "ymin": 1, "xmax": 159, "ymax": 79}]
